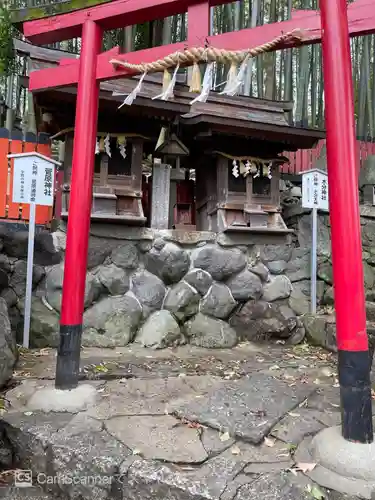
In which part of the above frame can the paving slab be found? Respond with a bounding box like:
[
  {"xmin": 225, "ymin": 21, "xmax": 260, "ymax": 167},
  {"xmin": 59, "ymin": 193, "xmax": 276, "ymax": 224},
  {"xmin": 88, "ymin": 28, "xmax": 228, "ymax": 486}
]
[
  {"xmin": 171, "ymin": 374, "xmax": 315, "ymax": 444},
  {"xmin": 0, "ymin": 343, "xmax": 364, "ymax": 500},
  {"xmin": 106, "ymin": 415, "xmax": 208, "ymax": 463},
  {"xmin": 271, "ymin": 408, "xmax": 326, "ymax": 444}
]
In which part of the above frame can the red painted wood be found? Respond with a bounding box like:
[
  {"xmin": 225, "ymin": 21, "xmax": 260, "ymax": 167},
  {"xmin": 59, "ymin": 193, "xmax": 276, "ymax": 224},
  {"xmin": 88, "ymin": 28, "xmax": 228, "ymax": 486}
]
[
  {"xmin": 23, "ymin": 0, "xmax": 230, "ymax": 45},
  {"xmin": 0, "ymin": 139, "xmax": 9, "ymax": 218},
  {"xmin": 8, "ymin": 140, "xmax": 23, "ymax": 219},
  {"xmin": 60, "ymin": 20, "xmax": 102, "ymax": 326},
  {"xmin": 187, "ymin": 1, "xmax": 210, "ymax": 45}
]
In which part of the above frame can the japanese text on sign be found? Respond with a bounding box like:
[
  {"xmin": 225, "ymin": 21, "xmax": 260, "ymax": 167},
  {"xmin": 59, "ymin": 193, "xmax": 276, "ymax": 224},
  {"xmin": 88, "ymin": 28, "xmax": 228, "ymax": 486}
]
[
  {"xmin": 12, "ymin": 155, "xmax": 55, "ymax": 207},
  {"xmin": 302, "ymin": 170, "xmax": 329, "ymax": 211}
]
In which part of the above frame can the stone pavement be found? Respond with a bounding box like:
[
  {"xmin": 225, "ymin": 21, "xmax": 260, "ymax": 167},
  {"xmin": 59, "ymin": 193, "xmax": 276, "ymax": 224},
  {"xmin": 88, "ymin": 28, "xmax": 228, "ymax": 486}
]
[{"xmin": 0, "ymin": 342, "xmax": 373, "ymax": 500}]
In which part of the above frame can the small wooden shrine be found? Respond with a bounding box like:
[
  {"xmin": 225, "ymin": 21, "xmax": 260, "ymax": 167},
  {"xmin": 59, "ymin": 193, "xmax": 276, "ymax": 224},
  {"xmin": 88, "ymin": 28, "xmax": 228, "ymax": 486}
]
[{"xmin": 25, "ymin": 40, "xmax": 324, "ymax": 241}]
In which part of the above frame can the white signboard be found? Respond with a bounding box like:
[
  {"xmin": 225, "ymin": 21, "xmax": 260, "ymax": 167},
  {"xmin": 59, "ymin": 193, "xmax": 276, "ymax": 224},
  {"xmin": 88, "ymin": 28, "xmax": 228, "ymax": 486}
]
[
  {"xmin": 11, "ymin": 153, "xmax": 56, "ymax": 207},
  {"xmin": 302, "ymin": 169, "xmax": 329, "ymax": 212},
  {"xmin": 7, "ymin": 152, "xmax": 60, "ymax": 350}
]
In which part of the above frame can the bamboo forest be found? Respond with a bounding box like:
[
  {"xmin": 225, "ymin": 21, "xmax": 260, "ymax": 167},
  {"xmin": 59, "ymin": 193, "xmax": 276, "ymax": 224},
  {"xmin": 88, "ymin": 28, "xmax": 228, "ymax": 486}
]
[{"xmin": 0, "ymin": 0, "xmax": 374, "ymax": 140}]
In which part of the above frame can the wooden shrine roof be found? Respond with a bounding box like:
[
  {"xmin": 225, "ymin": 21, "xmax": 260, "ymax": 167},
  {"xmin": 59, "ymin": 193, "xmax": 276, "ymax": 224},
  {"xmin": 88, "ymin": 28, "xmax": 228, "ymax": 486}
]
[{"xmin": 19, "ymin": 39, "xmax": 325, "ymax": 151}]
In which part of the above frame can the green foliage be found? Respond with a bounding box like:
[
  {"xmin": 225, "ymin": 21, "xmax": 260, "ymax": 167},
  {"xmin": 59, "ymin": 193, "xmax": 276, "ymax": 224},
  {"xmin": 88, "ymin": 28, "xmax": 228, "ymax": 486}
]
[{"xmin": 0, "ymin": 2, "xmax": 15, "ymax": 76}]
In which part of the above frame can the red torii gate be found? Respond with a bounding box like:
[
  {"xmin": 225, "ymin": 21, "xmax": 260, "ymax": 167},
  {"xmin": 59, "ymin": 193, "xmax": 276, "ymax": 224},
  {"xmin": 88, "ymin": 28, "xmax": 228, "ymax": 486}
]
[{"xmin": 23, "ymin": 0, "xmax": 373, "ymax": 444}]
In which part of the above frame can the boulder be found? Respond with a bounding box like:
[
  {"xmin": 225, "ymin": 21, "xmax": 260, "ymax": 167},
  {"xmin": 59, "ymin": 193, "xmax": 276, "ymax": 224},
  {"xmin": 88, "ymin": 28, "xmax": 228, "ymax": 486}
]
[
  {"xmin": 297, "ymin": 215, "xmax": 331, "ymax": 258},
  {"xmin": 226, "ymin": 269, "xmax": 263, "ymax": 301},
  {"xmin": 0, "ymin": 254, "xmax": 11, "ymax": 273},
  {"xmin": 163, "ymin": 281, "xmax": 200, "ymax": 322},
  {"xmin": 200, "ymin": 283, "xmax": 237, "ymax": 319},
  {"xmin": 0, "ymin": 268, "xmax": 8, "ymax": 291},
  {"xmin": 131, "ymin": 270, "xmax": 166, "ymax": 310},
  {"xmin": 3, "ymin": 229, "xmax": 61, "ymax": 266},
  {"xmin": 97, "ymin": 264, "xmax": 129, "ymax": 296},
  {"xmin": 363, "ymin": 261, "xmax": 375, "ymax": 289},
  {"xmin": 230, "ymin": 300, "xmax": 298, "ymax": 341},
  {"xmin": 0, "ymin": 298, "xmax": 16, "ymax": 389},
  {"xmin": 184, "ymin": 313, "xmax": 238, "ymax": 348},
  {"xmin": 262, "ymin": 276, "xmax": 292, "ymax": 302},
  {"xmin": 146, "ymin": 242, "xmax": 190, "ymax": 285},
  {"xmin": 45, "ymin": 263, "xmax": 102, "ymax": 312},
  {"xmin": 317, "ymin": 260, "xmax": 333, "ymax": 285},
  {"xmin": 83, "ymin": 293, "xmax": 142, "ymax": 346},
  {"xmin": 260, "ymin": 245, "xmax": 292, "ymax": 263},
  {"xmin": 193, "ymin": 245, "xmax": 246, "ymax": 281},
  {"xmin": 267, "ymin": 260, "xmax": 287, "ymax": 275},
  {"xmin": 184, "ymin": 268, "xmax": 213, "ymax": 295},
  {"xmin": 0, "ymin": 288, "xmax": 18, "ymax": 308},
  {"xmin": 9, "ymin": 260, "xmax": 45, "ymax": 297},
  {"xmin": 288, "ymin": 279, "xmax": 324, "ymax": 316},
  {"xmin": 111, "ymin": 243, "xmax": 139, "ymax": 270},
  {"xmin": 285, "ymin": 248, "xmax": 310, "ymax": 282},
  {"xmin": 303, "ymin": 314, "xmax": 337, "ymax": 352},
  {"xmin": 250, "ymin": 262, "xmax": 270, "ymax": 282},
  {"xmin": 135, "ymin": 310, "xmax": 184, "ymax": 349},
  {"xmin": 19, "ymin": 297, "xmax": 59, "ymax": 348}
]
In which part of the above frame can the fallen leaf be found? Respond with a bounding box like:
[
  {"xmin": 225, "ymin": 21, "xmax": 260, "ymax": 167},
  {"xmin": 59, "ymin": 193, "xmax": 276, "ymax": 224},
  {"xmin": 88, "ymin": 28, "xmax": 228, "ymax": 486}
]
[
  {"xmin": 288, "ymin": 412, "xmax": 300, "ymax": 417},
  {"xmin": 231, "ymin": 445, "xmax": 241, "ymax": 455},
  {"xmin": 313, "ymin": 379, "xmax": 321, "ymax": 385},
  {"xmin": 264, "ymin": 437, "xmax": 276, "ymax": 447},
  {"xmin": 294, "ymin": 462, "xmax": 317, "ymax": 473},
  {"xmin": 269, "ymin": 365, "xmax": 280, "ymax": 371},
  {"xmin": 220, "ymin": 432, "xmax": 231, "ymax": 442},
  {"xmin": 132, "ymin": 448, "xmax": 142, "ymax": 455},
  {"xmin": 24, "ymin": 411, "xmax": 33, "ymax": 416}
]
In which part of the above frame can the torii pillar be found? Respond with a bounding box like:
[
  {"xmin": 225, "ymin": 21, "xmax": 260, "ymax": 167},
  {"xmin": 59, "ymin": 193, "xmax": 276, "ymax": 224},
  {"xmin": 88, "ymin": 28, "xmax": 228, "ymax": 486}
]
[{"xmin": 55, "ymin": 20, "xmax": 102, "ymax": 389}]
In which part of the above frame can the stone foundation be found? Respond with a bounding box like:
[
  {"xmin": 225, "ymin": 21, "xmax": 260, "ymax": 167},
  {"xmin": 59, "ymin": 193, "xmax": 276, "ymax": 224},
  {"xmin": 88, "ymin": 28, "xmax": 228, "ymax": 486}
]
[{"xmin": 22, "ymin": 224, "xmax": 309, "ymax": 350}]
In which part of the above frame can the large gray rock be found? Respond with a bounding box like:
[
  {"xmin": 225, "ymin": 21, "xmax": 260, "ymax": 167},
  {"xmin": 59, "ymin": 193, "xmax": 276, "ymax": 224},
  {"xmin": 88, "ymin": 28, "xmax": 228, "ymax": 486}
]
[
  {"xmin": 0, "ymin": 268, "xmax": 8, "ymax": 290},
  {"xmin": 298, "ymin": 214, "xmax": 331, "ymax": 258},
  {"xmin": 262, "ymin": 275, "xmax": 292, "ymax": 302},
  {"xmin": 45, "ymin": 264, "xmax": 102, "ymax": 313},
  {"xmin": 266, "ymin": 260, "xmax": 287, "ymax": 275},
  {"xmin": 250, "ymin": 262, "xmax": 270, "ymax": 282},
  {"xmin": 303, "ymin": 314, "xmax": 337, "ymax": 352},
  {"xmin": 0, "ymin": 253, "xmax": 11, "ymax": 272},
  {"xmin": 317, "ymin": 259, "xmax": 333, "ymax": 285},
  {"xmin": 226, "ymin": 269, "xmax": 263, "ymax": 301},
  {"xmin": 230, "ymin": 300, "xmax": 297, "ymax": 340},
  {"xmin": 0, "ymin": 298, "xmax": 16, "ymax": 388},
  {"xmin": 18, "ymin": 297, "xmax": 59, "ymax": 348},
  {"xmin": 285, "ymin": 247, "xmax": 310, "ymax": 282},
  {"xmin": 9, "ymin": 260, "xmax": 45, "ymax": 297},
  {"xmin": 288, "ymin": 279, "xmax": 324, "ymax": 316},
  {"xmin": 0, "ymin": 288, "xmax": 18, "ymax": 308},
  {"xmin": 184, "ymin": 313, "xmax": 238, "ymax": 348},
  {"xmin": 184, "ymin": 268, "xmax": 213, "ymax": 295},
  {"xmin": 146, "ymin": 242, "xmax": 190, "ymax": 285},
  {"xmin": 135, "ymin": 310, "xmax": 184, "ymax": 349},
  {"xmin": 260, "ymin": 244, "xmax": 292, "ymax": 263},
  {"xmin": 131, "ymin": 270, "xmax": 166, "ymax": 310},
  {"xmin": 96, "ymin": 264, "xmax": 129, "ymax": 296},
  {"xmin": 83, "ymin": 293, "xmax": 142, "ymax": 346},
  {"xmin": 111, "ymin": 242, "xmax": 139, "ymax": 270},
  {"xmin": 193, "ymin": 245, "xmax": 246, "ymax": 281},
  {"xmin": 3, "ymin": 229, "xmax": 61, "ymax": 266},
  {"xmin": 200, "ymin": 283, "xmax": 237, "ymax": 320},
  {"xmin": 163, "ymin": 281, "xmax": 200, "ymax": 321}
]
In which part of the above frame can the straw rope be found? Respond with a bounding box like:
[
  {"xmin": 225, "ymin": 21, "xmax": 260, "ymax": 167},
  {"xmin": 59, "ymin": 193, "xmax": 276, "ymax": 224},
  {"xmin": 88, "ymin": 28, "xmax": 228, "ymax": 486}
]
[{"xmin": 110, "ymin": 29, "xmax": 304, "ymax": 74}]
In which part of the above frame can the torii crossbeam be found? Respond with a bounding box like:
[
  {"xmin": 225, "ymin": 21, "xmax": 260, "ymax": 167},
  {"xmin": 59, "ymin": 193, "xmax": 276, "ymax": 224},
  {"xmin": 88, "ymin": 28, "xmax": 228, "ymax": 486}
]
[
  {"xmin": 26, "ymin": 0, "xmax": 375, "ymax": 91},
  {"xmin": 21, "ymin": 0, "xmax": 374, "ymax": 447}
]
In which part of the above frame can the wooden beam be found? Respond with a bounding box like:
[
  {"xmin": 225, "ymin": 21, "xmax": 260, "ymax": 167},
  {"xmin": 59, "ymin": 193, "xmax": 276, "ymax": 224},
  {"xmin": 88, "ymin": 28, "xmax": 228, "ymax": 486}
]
[
  {"xmin": 28, "ymin": 0, "xmax": 375, "ymax": 91},
  {"xmin": 23, "ymin": 0, "xmax": 232, "ymax": 45}
]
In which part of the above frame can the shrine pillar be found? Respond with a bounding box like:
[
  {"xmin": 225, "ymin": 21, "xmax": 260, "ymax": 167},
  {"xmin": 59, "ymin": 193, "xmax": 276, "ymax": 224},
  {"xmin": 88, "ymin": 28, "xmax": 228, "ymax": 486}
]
[
  {"xmin": 151, "ymin": 159, "xmax": 171, "ymax": 230},
  {"xmin": 55, "ymin": 20, "xmax": 102, "ymax": 390}
]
